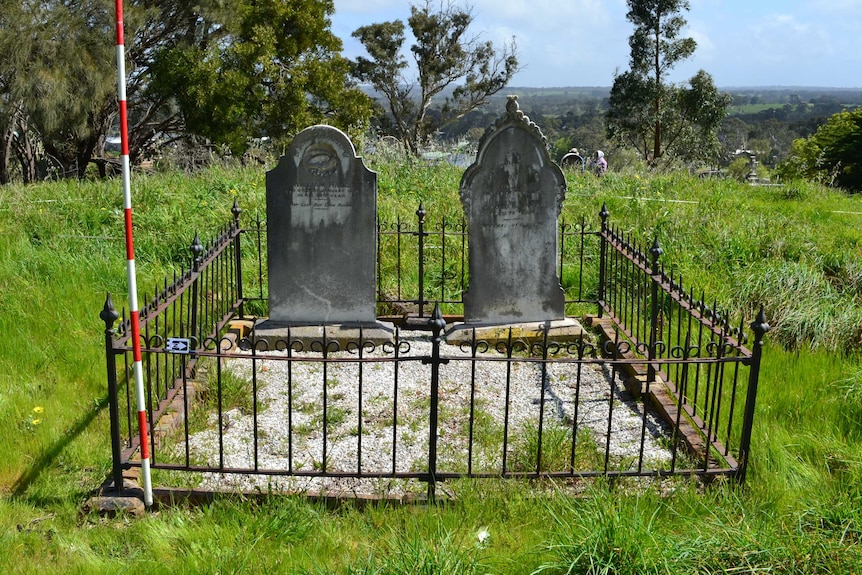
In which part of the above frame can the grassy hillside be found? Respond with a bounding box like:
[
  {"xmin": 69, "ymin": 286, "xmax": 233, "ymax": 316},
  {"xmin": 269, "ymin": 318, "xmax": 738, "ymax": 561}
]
[{"xmin": 1, "ymin": 160, "xmax": 861, "ymax": 573}]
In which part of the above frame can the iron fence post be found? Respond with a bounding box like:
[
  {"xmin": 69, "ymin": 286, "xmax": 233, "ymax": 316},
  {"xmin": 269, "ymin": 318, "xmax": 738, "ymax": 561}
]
[
  {"xmin": 425, "ymin": 304, "xmax": 447, "ymax": 502},
  {"xmin": 190, "ymin": 234, "xmax": 204, "ymax": 342},
  {"xmin": 101, "ymin": 293, "xmax": 124, "ymax": 494},
  {"xmin": 598, "ymin": 203, "xmax": 609, "ymax": 318},
  {"xmin": 649, "ymin": 238, "xmax": 663, "ymax": 385},
  {"xmin": 416, "ymin": 202, "xmax": 427, "ymax": 318},
  {"xmin": 232, "ymin": 200, "xmax": 244, "ymax": 319},
  {"xmin": 255, "ymin": 214, "xmax": 265, "ymax": 301},
  {"xmin": 736, "ymin": 307, "xmax": 770, "ymax": 484}
]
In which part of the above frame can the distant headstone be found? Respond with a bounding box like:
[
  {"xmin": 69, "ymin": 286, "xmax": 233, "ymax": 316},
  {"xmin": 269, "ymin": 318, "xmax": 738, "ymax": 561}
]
[
  {"xmin": 560, "ymin": 148, "xmax": 584, "ymax": 170},
  {"xmin": 264, "ymin": 125, "xmax": 378, "ymax": 325},
  {"xmin": 458, "ymin": 96, "xmax": 567, "ymax": 325}
]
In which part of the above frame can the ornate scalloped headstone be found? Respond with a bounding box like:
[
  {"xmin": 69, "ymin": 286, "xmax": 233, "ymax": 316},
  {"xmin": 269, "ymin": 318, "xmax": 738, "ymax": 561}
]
[{"xmin": 458, "ymin": 96, "xmax": 568, "ymax": 326}]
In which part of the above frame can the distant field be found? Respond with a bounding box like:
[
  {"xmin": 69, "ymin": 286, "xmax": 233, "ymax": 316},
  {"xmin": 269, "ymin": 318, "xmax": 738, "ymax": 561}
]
[{"xmin": 729, "ymin": 103, "xmax": 786, "ymax": 114}]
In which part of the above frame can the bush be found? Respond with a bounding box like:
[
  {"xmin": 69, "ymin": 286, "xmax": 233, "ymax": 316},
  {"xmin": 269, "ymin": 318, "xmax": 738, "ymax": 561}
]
[{"xmin": 777, "ymin": 108, "xmax": 862, "ymax": 191}]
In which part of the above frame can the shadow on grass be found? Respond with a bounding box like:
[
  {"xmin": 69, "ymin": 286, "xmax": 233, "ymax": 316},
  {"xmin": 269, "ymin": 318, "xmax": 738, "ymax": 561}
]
[{"xmin": 11, "ymin": 394, "xmax": 109, "ymax": 498}]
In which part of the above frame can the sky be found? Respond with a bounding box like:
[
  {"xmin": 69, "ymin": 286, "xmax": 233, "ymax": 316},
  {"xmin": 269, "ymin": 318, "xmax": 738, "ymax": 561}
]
[{"xmin": 330, "ymin": 0, "xmax": 862, "ymax": 88}]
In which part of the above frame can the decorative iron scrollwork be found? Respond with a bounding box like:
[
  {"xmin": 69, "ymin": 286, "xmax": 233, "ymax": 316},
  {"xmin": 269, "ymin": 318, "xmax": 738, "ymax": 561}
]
[
  {"xmin": 381, "ymin": 339, "xmax": 412, "ymax": 356},
  {"xmin": 669, "ymin": 343, "xmax": 700, "ymax": 359},
  {"xmin": 345, "ymin": 340, "xmax": 379, "ymax": 355}
]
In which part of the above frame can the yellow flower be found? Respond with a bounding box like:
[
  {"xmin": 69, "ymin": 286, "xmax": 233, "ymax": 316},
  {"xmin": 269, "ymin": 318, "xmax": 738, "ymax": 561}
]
[
  {"xmin": 33, "ymin": 406, "xmax": 44, "ymax": 414},
  {"xmin": 32, "ymin": 419, "xmax": 41, "ymax": 426}
]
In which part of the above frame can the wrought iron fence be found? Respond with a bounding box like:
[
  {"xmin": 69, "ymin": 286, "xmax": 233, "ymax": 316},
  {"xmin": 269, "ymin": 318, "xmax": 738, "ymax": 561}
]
[{"xmin": 102, "ymin": 201, "xmax": 767, "ymax": 499}]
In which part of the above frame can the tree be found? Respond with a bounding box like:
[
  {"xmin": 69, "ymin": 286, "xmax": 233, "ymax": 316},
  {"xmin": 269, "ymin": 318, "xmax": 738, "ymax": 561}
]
[
  {"xmin": 606, "ymin": 0, "xmax": 730, "ymax": 167},
  {"xmin": 148, "ymin": 0, "xmax": 371, "ymax": 156},
  {"xmin": 777, "ymin": 108, "xmax": 862, "ymax": 192},
  {"xmin": 0, "ymin": 0, "xmax": 116, "ymax": 180},
  {"xmin": 0, "ymin": 0, "xmax": 371, "ymax": 182},
  {"xmin": 351, "ymin": 1, "xmax": 519, "ymax": 155},
  {"xmin": 0, "ymin": 0, "xmax": 35, "ymax": 183}
]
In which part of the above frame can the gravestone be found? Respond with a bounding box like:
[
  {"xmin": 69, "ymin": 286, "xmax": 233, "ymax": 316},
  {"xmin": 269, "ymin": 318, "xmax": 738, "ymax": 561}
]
[
  {"xmin": 560, "ymin": 148, "xmax": 585, "ymax": 170},
  {"xmin": 448, "ymin": 96, "xmax": 581, "ymax": 342},
  {"xmin": 258, "ymin": 125, "xmax": 392, "ymax": 343}
]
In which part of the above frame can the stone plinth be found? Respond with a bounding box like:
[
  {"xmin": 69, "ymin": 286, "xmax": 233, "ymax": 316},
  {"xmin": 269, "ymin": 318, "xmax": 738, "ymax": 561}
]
[
  {"xmin": 444, "ymin": 318, "xmax": 585, "ymax": 346},
  {"xmin": 252, "ymin": 319, "xmax": 395, "ymax": 349}
]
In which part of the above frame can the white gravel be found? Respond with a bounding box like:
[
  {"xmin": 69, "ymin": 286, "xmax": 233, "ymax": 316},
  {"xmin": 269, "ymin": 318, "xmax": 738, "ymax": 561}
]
[{"xmin": 173, "ymin": 330, "xmax": 674, "ymax": 496}]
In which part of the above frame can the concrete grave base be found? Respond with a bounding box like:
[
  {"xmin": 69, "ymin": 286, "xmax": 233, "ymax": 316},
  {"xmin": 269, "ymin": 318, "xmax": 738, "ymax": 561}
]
[
  {"xmin": 84, "ymin": 495, "xmax": 146, "ymax": 518},
  {"xmin": 84, "ymin": 477, "xmax": 146, "ymax": 518},
  {"xmin": 444, "ymin": 317, "xmax": 586, "ymax": 345},
  {"xmin": 253, "ymin": 319, "xmax": 396, "ymax": 348}
]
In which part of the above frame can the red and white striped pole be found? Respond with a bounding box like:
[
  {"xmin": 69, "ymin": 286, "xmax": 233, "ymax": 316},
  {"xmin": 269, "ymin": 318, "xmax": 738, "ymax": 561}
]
[{"xmin": 114, "ymin": 0, "xmax": 153, "ymax": 507}]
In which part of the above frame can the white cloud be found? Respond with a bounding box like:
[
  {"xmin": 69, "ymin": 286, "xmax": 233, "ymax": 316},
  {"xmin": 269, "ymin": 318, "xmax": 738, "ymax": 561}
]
[
  {"xmin": 332, "ymin": 0, "xmax": 862, "ymax": 87},
  {"xmin": 804, "ymin": 0, "xmax": 862, "ymax": 16},
  {"xmin": 468, "ymin": 0, "xmax": 629, "ymax": 85},
  {"xmin": 334, "ymin": 0, "xmax": 407, "ymax": 15}
]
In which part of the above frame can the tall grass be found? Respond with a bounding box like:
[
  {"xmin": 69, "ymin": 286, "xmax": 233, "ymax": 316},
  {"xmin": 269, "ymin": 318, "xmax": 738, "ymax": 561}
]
[
  {"xmin": 0, "ymin": 166, "xmax": 262, "ymax": 491},
  {"xmin": 2, "ymin": 159, "xmax": 862, "ymax": 573},
  {"xmin": 534, "ymin": 482, "xmax": 862, "ymax": 574}
]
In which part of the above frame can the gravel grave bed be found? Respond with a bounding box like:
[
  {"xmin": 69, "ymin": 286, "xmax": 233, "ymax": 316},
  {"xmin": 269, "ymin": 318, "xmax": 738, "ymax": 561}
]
[{"xmin": 171, "ymin": 330, "xmax": 675, "ymax": 497}]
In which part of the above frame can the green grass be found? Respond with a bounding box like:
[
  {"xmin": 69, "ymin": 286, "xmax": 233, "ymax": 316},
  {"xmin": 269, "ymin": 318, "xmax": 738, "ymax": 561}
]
[
  {"xmin": 507, "ymin": 419, "xmax": 604, "ymax": 474},
  {"xmin": 533, "ymin": 482, "xmax": 862, "ymax": 575},
  {"xmin": 2, "ymin": 157, "xmax": 862, "ymax": 573}
]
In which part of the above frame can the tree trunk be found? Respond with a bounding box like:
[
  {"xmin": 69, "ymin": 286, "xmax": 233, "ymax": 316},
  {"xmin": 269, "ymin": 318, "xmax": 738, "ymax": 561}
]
[
  {"xmin": 652, "ymin": 19, "xmax": 662, "ymax": 166},
  {"xmin": 0, "ymin": 106, "xmax": 37, "ymax": 184},
  {"xmin": 0, "ymin": 124, "xmax": 12, "ymax": 185},
  {"xmin": 11, "ymin": 113, "xmax": 38, "ymax": 184},
  {"xmin": 15, "ymin": 136, "xmax": 38, "ymax": 183}
]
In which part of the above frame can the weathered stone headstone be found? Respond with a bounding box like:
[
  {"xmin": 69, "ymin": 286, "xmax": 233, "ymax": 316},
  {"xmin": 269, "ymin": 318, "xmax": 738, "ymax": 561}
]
[
  {"xmin": 560, "ymin": 148, "xmax": 584, "ymax": 170},
  {"xmin": 451, "ymin": 96, "xmax": 578, "ymax": 340},
  {"xmin": 263, "ymin": 125, "xmax": 381, "ymax": 329}
]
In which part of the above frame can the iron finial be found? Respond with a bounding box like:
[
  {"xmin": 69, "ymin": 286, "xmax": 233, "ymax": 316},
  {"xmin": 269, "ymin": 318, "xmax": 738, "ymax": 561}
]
[
  {"xmin": 751, "ymin": 306, "xmax": 771, "ymax": 340},
  {"xmin": 232, "ymin": 199, "xmax": 242, "ymax": 223},
  {"xmin": 428, "ymin": 302, "xmax": 447, "ymax": 334},
  {"xmin": 191, "ymin": 233, "xmax": 204, "ymax": 271},
  {"xmin": 100, "ymin": 292, "xmax": 119, "ymax": 328}
]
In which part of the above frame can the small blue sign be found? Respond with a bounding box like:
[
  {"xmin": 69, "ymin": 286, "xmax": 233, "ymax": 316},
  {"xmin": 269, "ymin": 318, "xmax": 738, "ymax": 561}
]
[{"xmin": 165, "ymin": 338, "xmax": 192, "ymax": 354}]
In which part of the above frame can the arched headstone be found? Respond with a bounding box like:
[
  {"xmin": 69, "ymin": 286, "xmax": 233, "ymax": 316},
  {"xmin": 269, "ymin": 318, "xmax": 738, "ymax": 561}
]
[
  {"xmin": 259, "ymin": 125, "xmax": 392, "ymax": 343},
  {"xmin": 560, "ymin": 149, "xmax": 584, "ymax": 170}
]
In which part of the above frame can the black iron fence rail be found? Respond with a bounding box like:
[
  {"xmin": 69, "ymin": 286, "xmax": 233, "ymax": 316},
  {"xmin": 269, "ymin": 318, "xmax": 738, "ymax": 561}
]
[{"xmin": 102, "ymin": 201, "xmax": 768, "ymax": 498}]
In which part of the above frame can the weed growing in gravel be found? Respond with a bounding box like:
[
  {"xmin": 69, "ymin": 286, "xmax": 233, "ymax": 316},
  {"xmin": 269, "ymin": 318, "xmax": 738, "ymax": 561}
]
[{"xmin": 508, "ymin": 419, "xmax": 603, "ymax": 474}]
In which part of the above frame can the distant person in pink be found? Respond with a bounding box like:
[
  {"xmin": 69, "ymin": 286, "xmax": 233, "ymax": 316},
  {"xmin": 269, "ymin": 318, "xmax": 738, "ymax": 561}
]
[{"xmin": 594, "ymin": 150, "xmax": 607, "ymax": 176}]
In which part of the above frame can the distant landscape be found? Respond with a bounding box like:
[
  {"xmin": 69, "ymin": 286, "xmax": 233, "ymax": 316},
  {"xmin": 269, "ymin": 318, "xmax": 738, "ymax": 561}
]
[
  {"xmin": 406, "ymin": 86, "xmax": 862, "ymax": 171},
  {"xmin": 491, "ymin": 86, "xmax": 862, "ymax": 99}
]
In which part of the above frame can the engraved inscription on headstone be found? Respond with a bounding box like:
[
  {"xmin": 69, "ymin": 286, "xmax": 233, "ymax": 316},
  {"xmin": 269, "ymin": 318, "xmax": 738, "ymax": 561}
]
[
  {"xmin": 459, "ymin": 96, "xmax": 567, "ymax": 324},
  {"xmin": 265, "ymin": 125, "xmax": 377, "ymax": 324}
]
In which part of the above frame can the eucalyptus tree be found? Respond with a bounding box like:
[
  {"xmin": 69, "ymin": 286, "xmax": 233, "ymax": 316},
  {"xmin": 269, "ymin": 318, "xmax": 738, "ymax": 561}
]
[
  {"xmin": 0, "ymin": 0, "xmax": 371, "ymax": 182},
  {"xmin": 606, "ymin": 0, "xmax": 730, "ymax": 167},
  {"xmin": 147, "ymin": 0, "xmax": 371, "ymax": 156},
  {"xmin": 0, "ymin": 0, "xmax": 34, "ymax": 183},
  {"xmin": 351, "ymin": 0, "xmax": 520, "ymax": 155},
  {"xmin": 0, "ymin": 0, "xmax": 115, "ymax": 180},
  {"xmin": 778, "ymin": 108, "xmax": 862, "ymax": 192}
]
